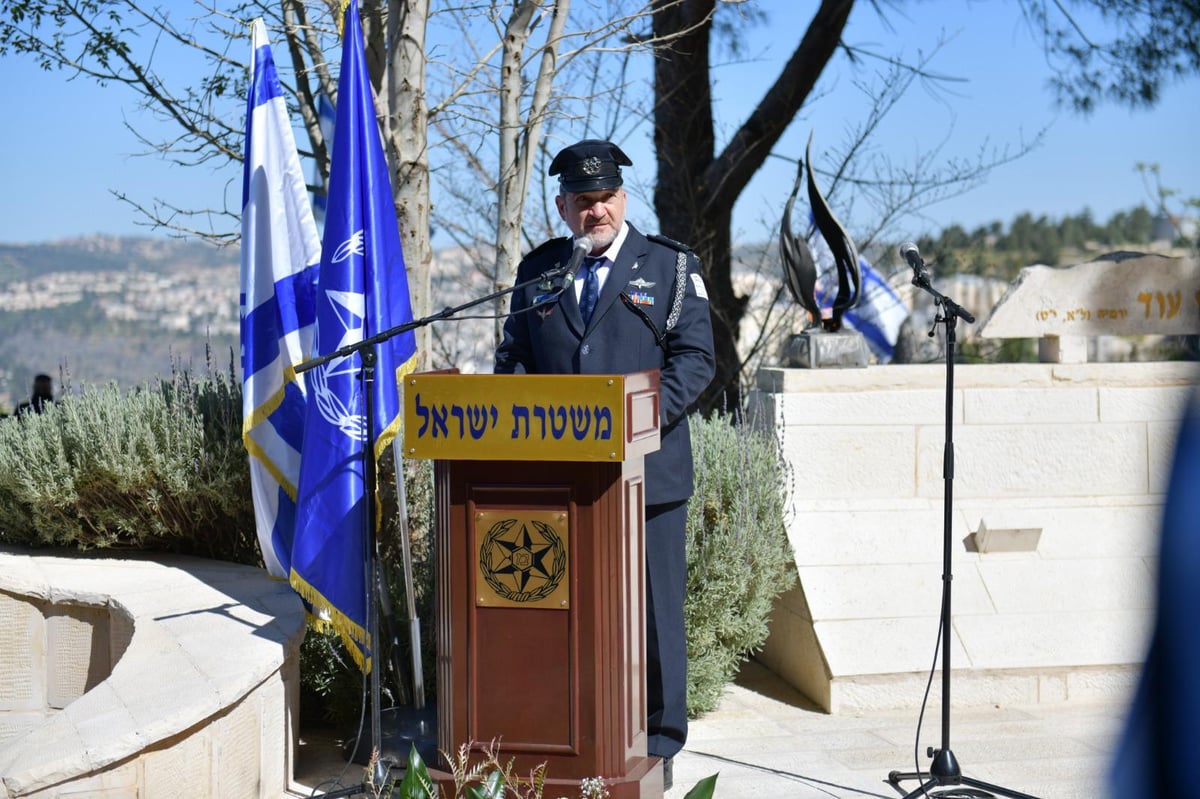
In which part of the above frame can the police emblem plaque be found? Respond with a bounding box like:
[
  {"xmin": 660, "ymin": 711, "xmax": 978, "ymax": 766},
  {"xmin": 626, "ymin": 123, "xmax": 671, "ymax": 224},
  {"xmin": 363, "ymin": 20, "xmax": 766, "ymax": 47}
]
[{"xmin": 474, "ymin": 510, "xmax": 570, "ymax": 610}]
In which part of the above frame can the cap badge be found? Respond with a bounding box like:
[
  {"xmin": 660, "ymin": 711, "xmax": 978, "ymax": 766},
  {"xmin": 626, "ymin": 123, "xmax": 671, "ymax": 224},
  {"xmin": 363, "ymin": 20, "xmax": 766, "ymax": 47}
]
[{"xmin": 581, "ymin": 156, "xmax": 602, "ymax": 176}]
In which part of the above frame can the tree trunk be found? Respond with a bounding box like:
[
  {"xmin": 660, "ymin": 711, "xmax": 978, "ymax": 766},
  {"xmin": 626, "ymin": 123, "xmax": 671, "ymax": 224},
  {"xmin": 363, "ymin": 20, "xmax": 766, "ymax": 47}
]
[
  {"xmin": 652, "ymin": 0, "xmax": 856, "ymax": 412},
  {"xmin": 386, "ymin": 0, "xmax": 434, "ymax": 370},
  {"xmin": 494, "ymin": 0, "xmax": 571, "ymax": 345}
]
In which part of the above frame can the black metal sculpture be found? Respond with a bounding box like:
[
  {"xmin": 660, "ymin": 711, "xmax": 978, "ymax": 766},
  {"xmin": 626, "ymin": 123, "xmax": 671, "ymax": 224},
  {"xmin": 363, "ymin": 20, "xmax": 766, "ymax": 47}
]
[{"xmin": 779, "ymin": 133, "xmax": 861, "ymax": 331}]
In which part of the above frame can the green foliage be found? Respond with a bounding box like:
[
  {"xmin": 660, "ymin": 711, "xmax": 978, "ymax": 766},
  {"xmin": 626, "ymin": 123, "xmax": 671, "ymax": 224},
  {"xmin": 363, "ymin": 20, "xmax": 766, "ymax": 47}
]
[
  {"xmin": 958, "ymin": 336, "xmax": 1039, "ymax": 364},
  {"xmin": 684, "ymin": 411, "xmax": 796, "ymax": 715},
  {"xmin": 380, "ymin": 743, "xmax": 716, "ymax": 799},
  {"xmin": 0, "ymin": 364, "xmax": 258, "ymax": 562},
  {"xmin": 1021, "ymin": 0, "xmax": 1200, "ymax": 113},
  {"xmin": 909, "ymin": 203, "xmax": 1171, "ymax": 282}
]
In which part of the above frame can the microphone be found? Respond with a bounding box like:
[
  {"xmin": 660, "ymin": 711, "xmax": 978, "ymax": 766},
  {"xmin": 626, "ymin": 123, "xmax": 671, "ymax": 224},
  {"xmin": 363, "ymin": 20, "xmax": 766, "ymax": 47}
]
[
  {"xmin": 899, "ymin": 241, "xmax": 930, "ymax": 282},
  {"xmin": 559, "ymin": 235, "xmax": 594, "ymax": 287}
]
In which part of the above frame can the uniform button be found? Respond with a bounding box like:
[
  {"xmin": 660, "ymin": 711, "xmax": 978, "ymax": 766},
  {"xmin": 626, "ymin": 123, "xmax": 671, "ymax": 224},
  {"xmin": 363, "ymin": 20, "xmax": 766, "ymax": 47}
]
[{"xmin": 581, "ymin": 344, "xmax": 591, "ymax": 355}]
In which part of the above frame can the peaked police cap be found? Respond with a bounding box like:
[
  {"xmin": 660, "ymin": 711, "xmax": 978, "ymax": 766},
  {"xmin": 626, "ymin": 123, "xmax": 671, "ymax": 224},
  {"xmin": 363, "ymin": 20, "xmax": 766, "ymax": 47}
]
[{"xmin": 549, "ymin": 139, "xmax": 632, "ymax": 193}]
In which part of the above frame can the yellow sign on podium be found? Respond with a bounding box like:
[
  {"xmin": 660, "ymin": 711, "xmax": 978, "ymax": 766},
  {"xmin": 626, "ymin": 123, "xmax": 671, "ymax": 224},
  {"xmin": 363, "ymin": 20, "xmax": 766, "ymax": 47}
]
[{"xmin": 401, "ymin": 373, "xmax": 632, "ymax": 462}]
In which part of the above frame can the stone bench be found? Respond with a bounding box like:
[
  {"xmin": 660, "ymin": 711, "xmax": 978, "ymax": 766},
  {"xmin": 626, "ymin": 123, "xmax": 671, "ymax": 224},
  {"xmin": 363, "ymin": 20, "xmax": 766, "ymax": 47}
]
[{"xmin": 0, "ymin": 549, "xmax": 305, "ymax": 798}]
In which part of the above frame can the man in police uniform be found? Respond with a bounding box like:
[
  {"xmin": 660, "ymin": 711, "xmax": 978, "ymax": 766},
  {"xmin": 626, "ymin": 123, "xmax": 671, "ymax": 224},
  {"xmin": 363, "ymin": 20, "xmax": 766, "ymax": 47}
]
[{"xmin": 495, "ymin": 139, "xmax": 715, "ymax": 784}]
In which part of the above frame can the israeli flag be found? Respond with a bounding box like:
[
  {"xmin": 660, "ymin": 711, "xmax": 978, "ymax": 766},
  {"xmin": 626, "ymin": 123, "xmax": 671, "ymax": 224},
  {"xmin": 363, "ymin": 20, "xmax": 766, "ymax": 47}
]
[
  {"xmin": 290, "ymin": 0, "xmax": 419, "ymax": 669},
  {"xmin": 240, "ymin": 19, "xmax": 321, "ymax": 578},
  {"xmin": 810, "ymin": 226, "xmax": 908, "ymax": 362}
]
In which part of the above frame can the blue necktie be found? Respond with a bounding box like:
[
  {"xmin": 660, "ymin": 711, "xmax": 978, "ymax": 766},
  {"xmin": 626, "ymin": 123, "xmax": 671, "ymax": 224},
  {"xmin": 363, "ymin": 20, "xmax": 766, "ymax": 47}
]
[{"xmin": 579, "ymin": 257, "xmax": 602, "ymax": 324}]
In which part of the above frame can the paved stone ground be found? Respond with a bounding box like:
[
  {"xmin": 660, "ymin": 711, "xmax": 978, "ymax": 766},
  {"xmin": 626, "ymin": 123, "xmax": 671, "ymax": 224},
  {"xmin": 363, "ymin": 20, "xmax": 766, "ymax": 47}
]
[{"xmin": 290, "ymin": 660, "xmax": 1129, "ymax": 799}]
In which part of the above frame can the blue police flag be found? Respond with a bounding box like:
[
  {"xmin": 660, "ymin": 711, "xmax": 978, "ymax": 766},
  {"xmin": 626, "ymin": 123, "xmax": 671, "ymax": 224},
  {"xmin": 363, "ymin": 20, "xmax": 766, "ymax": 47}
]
[
  {"xmin": 240, "ymin": 19, "xmax": 321, "ymax": 578},
  {"xmin": 290, "ymin": 0, "xmax": 419, "ymax": 670}
]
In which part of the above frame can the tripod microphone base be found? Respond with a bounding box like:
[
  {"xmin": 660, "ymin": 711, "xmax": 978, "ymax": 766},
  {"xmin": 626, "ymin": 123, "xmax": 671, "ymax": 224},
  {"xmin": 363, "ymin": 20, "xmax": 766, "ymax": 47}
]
[
  {"xmin": 888, "ymin": 747, "xmax": 1042, "ymax": 799},
  {"xmin": 343, "ymin": 703, "xmax": 439, "ymax": 767}
]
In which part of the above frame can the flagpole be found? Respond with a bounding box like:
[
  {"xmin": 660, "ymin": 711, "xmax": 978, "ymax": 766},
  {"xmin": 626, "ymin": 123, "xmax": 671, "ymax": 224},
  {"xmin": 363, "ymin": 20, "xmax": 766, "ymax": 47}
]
[{"xmin": 360, "ymin": 348, "xmax": 387, "ymax": 787}]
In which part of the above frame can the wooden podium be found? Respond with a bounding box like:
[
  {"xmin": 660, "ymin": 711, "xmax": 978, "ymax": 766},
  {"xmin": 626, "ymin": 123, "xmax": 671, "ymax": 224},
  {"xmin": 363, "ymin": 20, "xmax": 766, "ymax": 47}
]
[{"xmin": 402, "ymin": 370, "xmax": 665, "ymax": 797}]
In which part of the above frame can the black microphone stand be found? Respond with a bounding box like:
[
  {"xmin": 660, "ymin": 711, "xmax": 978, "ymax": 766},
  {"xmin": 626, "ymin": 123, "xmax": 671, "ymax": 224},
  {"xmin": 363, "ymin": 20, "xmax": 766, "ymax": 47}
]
[
  {"xmin": 295, "ymin": 263, "xmax": 571, "ymax": 797},
  {"xmin": 885, "ymin": 269, "xmax": 1040, "ymax": 799}
]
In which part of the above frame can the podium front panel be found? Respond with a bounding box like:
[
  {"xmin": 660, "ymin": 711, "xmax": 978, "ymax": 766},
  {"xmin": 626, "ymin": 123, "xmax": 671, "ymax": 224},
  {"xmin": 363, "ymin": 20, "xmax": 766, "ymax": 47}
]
[{"xmin": 435, "ymin": 458, "xmax": 653, "ymax": 783}]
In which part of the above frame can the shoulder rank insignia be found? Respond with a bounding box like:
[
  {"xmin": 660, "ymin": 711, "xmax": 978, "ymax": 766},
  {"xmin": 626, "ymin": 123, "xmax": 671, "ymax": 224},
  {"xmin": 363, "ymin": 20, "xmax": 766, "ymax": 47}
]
[
  {"xmin": 628, "ymin": 291, "xmax": 655, "ymax": 306},
  {"xmin": 628, "ymin": 276, "xmax": 656, "ymax": 289},
  {"xmin": 647, "ymin": 233, "xmax": 692, "ymax": 253}
]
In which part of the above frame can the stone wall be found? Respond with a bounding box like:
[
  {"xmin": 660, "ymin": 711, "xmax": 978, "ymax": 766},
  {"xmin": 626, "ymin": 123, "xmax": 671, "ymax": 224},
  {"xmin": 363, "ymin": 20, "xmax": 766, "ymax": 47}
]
[
  {"xmin": 749, "ymin": 361, "xmax": 1199, "ymax": 714},
  {"xmin": 0, "ymin": 551, "xmax": 305, "ymax": 798}
]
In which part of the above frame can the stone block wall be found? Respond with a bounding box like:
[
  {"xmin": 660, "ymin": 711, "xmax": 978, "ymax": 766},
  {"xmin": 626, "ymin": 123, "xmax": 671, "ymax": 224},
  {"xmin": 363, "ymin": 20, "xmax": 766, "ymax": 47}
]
[
  {"xmin": 0, "ymin": 552, "xmax": 305, "ymax": 799},
  {"xmin": 749, "ymin": 361, "xmax": 1199, "ymax": 714}
]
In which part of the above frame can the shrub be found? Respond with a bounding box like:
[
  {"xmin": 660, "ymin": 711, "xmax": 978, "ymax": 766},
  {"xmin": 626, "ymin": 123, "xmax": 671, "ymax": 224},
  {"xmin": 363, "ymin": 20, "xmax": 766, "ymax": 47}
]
[
  {"xmin": 0, "ymin": 365, "xmax": 259, "ymax": 562},
  {"xmin": 684, "ymin": 411, "xmax": 796, "ymax": 715}
]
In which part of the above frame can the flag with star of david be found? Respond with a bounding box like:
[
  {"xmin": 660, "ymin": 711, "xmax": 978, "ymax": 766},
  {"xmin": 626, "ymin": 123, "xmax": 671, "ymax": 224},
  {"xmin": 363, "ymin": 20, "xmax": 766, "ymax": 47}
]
[
  {"xmin": 290, "ymin": 0, "xmax": 418, "ymax": 671},
  {"xmin": 240, "ymin": 19, "xmax": 321, "ymax": 579},
  {"xmin": 807, "ymin": 213, "xmax": 908, "ymax": 362}
]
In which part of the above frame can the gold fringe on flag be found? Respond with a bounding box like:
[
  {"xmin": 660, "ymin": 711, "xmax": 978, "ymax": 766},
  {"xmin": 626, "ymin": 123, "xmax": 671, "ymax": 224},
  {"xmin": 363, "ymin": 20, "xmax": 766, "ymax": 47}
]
[{"xmin": 290, "ymin": 568, "xmax": 373, "ymax": 673}]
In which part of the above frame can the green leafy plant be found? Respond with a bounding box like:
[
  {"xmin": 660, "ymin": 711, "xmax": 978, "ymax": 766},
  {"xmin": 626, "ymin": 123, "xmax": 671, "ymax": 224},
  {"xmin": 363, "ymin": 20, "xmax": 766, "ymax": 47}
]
[
  {"xmin": 685, "ymin": 410, "xmax": 796, "ymax": 714},
  {"xmin": 0, "ymin": 361, "xmax": 257, "ymax": 562},
  {"xmin": 378, "ymin": 743, "xmax": 717, "ymax": 799}
]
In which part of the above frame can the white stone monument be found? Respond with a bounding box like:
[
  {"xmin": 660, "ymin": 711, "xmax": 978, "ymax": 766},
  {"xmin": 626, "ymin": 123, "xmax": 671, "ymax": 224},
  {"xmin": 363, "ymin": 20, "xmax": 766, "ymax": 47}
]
[{"xmin": 979, "ymin": 252, "xmax": 1200, "ymax": 362}]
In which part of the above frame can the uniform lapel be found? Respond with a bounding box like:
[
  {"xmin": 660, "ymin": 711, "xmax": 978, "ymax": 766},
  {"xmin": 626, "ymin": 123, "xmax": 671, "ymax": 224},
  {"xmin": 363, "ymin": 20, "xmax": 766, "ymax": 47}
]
[{"xmin": 590, "ymin": 226, "xmax": 648, "ymax": 327}]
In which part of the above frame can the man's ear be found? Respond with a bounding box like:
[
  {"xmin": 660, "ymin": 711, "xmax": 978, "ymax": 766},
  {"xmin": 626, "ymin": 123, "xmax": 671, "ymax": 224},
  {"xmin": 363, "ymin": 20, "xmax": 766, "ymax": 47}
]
[{"xmin": 554, "ymin": 193, "xmax": 567, "ymax": 219}]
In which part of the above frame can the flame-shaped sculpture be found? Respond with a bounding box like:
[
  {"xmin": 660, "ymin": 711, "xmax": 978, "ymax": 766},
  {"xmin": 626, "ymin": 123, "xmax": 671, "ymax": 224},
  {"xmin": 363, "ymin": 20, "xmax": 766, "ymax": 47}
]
[{"xmin": 780, "ymin": 133, "xmax": 861, "ymax": 331}]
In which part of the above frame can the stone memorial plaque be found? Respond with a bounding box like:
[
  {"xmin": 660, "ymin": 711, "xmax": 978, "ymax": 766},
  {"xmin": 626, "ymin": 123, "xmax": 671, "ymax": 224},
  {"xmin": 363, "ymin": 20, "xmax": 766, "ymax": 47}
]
[{"xmin": 979, "ymin": 252, "xmax": 1200, "ymax": 339}]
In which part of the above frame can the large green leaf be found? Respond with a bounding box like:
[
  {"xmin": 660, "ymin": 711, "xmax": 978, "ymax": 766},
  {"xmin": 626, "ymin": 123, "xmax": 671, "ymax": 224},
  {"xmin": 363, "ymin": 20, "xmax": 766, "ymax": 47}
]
[
  {"xmin": 395, "ymin": 745, "xmax": 436, "ymax": 799},
  {"xmin": 682, "ymin": 773, "xmax": 719, "ymax": 799}
]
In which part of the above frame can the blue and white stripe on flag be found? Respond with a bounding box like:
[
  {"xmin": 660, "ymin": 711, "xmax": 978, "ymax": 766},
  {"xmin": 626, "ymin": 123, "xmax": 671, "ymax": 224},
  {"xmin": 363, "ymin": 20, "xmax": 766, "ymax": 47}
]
[
  {"xmin": 290, "ymin": 0, "xmax": 419, "ymax": 670},
  {"xmin": 809, "ymin": 225, "xmax": 908, "ymax": 362},
  {"xmin": 240, "ymin": 18, "xmax": 321, "ymax": 579}
]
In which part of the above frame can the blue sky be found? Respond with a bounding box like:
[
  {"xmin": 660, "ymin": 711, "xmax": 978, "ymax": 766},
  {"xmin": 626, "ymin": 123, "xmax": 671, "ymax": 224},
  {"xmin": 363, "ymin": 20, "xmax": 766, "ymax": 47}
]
[{"xmin": 0, "ymin": 1, "xmax": 1196, "ymax": 247}]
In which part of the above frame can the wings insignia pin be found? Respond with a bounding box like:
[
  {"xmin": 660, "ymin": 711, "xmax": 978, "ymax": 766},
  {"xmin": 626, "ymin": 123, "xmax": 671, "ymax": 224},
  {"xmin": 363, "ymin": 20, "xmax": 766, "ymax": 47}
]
[{"xmin": 628, "ymin": 276, "xmax": 656, "ymax": 289}]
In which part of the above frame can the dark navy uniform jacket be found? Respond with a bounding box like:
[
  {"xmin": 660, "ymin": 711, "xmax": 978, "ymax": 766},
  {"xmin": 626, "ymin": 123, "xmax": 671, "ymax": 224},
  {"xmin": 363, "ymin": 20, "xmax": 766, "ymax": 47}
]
[{"xmin": 495, "ymin": 223, "xmax": 716, "ymax": 506}]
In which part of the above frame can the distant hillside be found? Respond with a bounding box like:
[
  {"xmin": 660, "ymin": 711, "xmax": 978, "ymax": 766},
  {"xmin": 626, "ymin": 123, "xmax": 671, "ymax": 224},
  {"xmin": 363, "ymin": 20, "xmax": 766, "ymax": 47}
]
[
  {"xmin": 0, "ymin": 235, "xmax": 239, "ymax": 412},
  {"xmin": 0, "ymin": 234, "xmax": 237, "ymax": 282}
]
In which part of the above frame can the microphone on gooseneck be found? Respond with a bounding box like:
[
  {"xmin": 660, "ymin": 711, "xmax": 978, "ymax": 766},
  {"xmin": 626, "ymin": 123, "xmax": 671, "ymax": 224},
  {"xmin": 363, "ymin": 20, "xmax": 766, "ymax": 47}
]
[{"xmin": 560, "ymin": 235, "xmax": 594, "ymax": 287}]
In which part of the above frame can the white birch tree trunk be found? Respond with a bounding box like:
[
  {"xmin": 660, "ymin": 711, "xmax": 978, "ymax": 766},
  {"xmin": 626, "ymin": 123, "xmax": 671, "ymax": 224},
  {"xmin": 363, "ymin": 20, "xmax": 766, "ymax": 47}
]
[
  {"xmin": 385, "ymin": 0, "xmax": 434, "ymax": 370},
  {"xmin": 493, "ymin": 0, "xmax": 572, "ymax": 344}
]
